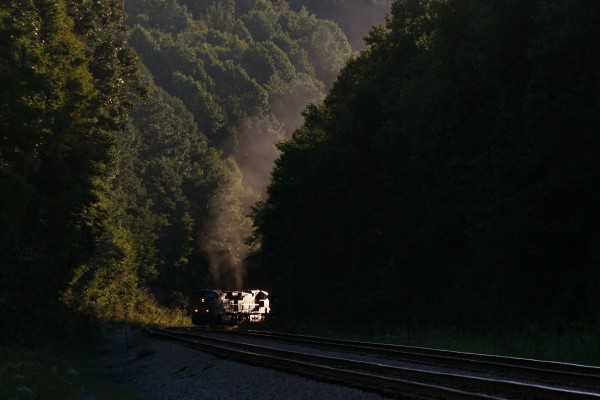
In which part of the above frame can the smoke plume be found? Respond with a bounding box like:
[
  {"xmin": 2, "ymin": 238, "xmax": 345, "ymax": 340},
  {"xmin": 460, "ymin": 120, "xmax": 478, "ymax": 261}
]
[
  {"xmin": 198, "ymin": 158, "xmax": 255, "ymax": 290},
  {"xmin": 199, "ymin": 2, "xmax": 390, "ymax": 289}
]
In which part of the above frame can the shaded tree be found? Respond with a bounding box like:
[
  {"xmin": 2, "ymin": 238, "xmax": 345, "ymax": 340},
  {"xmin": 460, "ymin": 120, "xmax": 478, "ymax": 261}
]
[
  {"xmin": 253, "ymin": 0, "xmax": 600, "ymax": 328},
  {"xmin": 0, "ymin": 0, "xmax": 144, "ymax": 323}
]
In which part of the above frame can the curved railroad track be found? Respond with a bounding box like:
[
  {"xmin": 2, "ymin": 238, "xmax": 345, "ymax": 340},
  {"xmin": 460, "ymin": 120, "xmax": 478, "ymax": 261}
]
[
  {"xmin": 230, "ymin": 329, "xmax": 600, "ymax": 387},
  {"xmin": 150, "ymin": 327, "xmax": 600, "ymax": 400}
]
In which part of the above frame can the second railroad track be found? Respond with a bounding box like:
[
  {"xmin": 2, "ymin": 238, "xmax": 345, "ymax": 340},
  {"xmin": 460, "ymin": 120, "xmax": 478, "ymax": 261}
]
[{"xmin": 149, "ymin": 327, "xmax": 600, "ymax": 400}]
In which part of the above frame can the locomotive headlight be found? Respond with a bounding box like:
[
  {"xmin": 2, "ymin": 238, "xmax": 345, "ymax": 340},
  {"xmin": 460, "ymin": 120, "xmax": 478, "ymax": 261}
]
[
  {"xmin": 205, "ymin": 309, "xmax": 210, "ymax": 313},
  {"xmin": 194, "ymin": 309, "xmax": 198, "ymax": 313},
  {"xmin": 201, "ymin": 299, "xmax": 204, "ymax": 303}
]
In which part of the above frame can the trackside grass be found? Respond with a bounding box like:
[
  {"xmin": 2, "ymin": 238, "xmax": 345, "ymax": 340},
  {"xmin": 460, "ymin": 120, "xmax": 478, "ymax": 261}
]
[
  {"xmin": 0, "ymin": 301, "xmax": 193, "ymax": 400},
  {"xmin": 271, "ymin": 320, "xmax": 600, "ymax": 366}
]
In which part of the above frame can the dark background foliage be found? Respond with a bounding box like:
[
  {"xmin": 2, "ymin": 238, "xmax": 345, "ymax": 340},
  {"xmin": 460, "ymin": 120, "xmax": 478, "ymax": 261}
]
[
  {"xmin": 0, "ymin": 0, "xmax": 354, "ymax": 325},
  {"xmin": 1, "ymin": 0, "xmax": 598, "ymax": 343},
  {"xmin": 253, "ymin": 0, "xmax": 600, "ymax": 329}
]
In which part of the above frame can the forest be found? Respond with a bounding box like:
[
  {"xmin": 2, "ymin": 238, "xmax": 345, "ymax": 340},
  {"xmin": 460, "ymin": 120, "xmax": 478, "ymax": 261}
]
[
  {"xmin": 0, "ymin": 0, "xmax": 359, "ymax": 327},
  {"xmin": 1, "ymin": 0, "xmax": 600, "ymax": 367},
  {"xmin": 253, "ymin": 0, "xmax": 600, "ymax": 329}
]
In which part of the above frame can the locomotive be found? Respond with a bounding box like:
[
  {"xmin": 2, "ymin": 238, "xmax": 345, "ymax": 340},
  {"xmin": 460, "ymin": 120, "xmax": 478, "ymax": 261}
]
[{"xmin": 191, "ymin": 289, "xmax": 270, "ymax": 325}]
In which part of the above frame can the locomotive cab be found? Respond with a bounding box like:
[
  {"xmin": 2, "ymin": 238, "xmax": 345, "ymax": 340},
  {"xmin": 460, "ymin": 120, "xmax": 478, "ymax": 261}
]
[
  {"xmin": 191, "ymin": 289, "xmax": 223, "ymax": 325},
  {"xmin": 191, "ymin": 288, "xmax": 271, "ymax": 325}
]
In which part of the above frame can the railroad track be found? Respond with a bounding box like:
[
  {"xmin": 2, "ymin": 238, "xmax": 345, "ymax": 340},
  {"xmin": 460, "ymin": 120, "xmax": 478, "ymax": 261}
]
[
  {"xmin": 230, "ymin": 329, "xmax": 600, "ymax": 388},
  {"xmin": 150, "ymin": 327, "xmax": 600, "ymax": 399}
]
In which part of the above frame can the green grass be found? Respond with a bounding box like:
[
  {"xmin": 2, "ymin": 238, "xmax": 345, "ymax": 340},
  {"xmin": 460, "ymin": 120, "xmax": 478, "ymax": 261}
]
[
  {"xmin": 0, "ymin": 340, "xmax": 138, "ymax": 400},
  {"xmin": 71, "ymin": 351, "xmax": 139, "ymax": 400},
  {"xmin": 269, "ymin": 319, "xmax": 600, "ymax": 366},
  {"xmin": 0, "ymin": 299, "xmax": 193, "ymax": 400}
]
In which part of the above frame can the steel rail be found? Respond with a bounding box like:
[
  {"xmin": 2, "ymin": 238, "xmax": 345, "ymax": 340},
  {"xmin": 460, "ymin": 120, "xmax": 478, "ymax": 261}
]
[
  {"xmin": 155, "ymin": 328, "xmax": 600, "ymax": 400},
  {"xmin": 149, "ymin": 327, "xmax": 497, "ymax": 400},
  {"xmin": 221, "ymin": 329, "xmax": 600, "ymax": 387}
]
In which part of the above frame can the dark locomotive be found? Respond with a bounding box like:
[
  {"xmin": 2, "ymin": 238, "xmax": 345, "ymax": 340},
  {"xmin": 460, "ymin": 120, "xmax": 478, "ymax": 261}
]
[{"xmin": 191, "ymin": 289, "xmax": 270, "ymax": 325}]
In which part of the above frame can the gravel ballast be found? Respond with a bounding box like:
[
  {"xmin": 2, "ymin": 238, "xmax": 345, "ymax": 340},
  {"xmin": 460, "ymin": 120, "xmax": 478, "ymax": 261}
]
[{"xmin": 88, "ymin": 328, "xmax": 389, "ymax": 400}]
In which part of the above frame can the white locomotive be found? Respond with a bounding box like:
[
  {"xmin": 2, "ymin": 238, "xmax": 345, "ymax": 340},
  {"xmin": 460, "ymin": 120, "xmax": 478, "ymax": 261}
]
[{"xmin": 191, "ymin": 289, "xmax": 270, "ymax": 325}]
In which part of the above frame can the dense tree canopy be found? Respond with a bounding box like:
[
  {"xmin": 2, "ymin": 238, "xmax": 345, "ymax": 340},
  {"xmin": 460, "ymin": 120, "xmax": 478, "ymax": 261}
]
[
  {"xmin": 4, "ymin": 0, "xmax": 597, "ymax": 339},
  {"xmin": 104, "ymin": 0, "xmax": 355, "ymax": 308},
  {"xmin": 1, "ymin": 0, "xmax": 357, "ymax": 325},
  {"xmin": 126, "ymin": 0, "xmax": 351, "ymax": 150},
  {"xmin": 288, "ymin": 0, "xmax": 392, "ymax": 49},
  {"xmin": 0, "ymin": 0, "xmax": 144, "ymax": 322},
  {"xmin": 254, "ymin": 0, "xmax": 600, "ymax": 327}
]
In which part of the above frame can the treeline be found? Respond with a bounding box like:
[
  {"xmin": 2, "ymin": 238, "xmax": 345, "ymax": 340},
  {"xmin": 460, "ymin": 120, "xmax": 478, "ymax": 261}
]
[
  {"xmin": 287, "ymin": 0, "xmax": 392, "ymax": 49},
  {"xmin": 6, "ymin": 0, "xmax": 597, "ymax": 335},
  {"xmin": 107, "ymin": 0, "xmax": 356, "ymax": 312},
  {"xmin": 253, "ymin": 0, "xmax": 600, "ymax": 328},
  {"xmin": 0, "ymin": 0, "xmax": 355, "ymax": 327},
  {"xmin": 0, "ymin": 0, "xmax": 146, "ymax": 326}
]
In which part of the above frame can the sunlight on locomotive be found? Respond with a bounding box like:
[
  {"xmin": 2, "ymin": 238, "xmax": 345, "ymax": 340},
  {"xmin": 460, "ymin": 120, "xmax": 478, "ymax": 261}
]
[{"xmin": 191, "ymin": 289, "xmax": 270, "ymax": 326}]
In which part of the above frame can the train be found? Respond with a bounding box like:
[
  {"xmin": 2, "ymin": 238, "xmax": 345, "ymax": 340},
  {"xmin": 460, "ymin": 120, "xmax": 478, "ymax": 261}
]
[{"xmin": 191, "ymin": 289, "xmax": 270, "ymax": 325}]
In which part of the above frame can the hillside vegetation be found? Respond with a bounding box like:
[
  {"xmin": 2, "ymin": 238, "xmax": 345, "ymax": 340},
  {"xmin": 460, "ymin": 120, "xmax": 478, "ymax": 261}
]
[
  {"xmin": 253, "ymin": 0, "xmax": 600, "ymax": 333},
  {"xmin": 0, "ymin": 1, "xmax": 353, "ymax": 395},
  {"xmin": 1, "ymin": 0, "xmax": 599, "ymax": 378}
]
